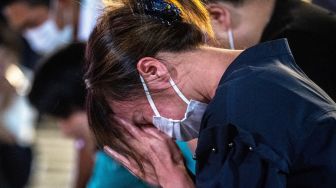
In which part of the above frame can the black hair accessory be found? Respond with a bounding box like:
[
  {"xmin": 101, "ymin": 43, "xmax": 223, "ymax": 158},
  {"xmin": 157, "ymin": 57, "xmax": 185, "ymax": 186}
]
[{"xmin": 138, "ymin": 0, "xmax": 182, "ymax": 25}]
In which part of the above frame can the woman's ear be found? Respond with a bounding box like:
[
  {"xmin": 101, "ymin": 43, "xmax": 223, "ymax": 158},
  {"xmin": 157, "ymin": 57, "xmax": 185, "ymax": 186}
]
[
  {"xmin": 137, "ymin": 57, "xmax": 170, "ymax": 90},
  {"xmin": 207, "ymin": 3, "xmax": 232, "ymax": 32}
]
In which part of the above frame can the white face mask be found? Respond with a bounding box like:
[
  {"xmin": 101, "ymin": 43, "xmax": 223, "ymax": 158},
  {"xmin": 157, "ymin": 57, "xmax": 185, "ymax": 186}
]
[
  {"xmin": 140, "ymin": 76, "xmax": 208, "ymax": 141},
  {"xmin": 24, "ymin": 19, "xmax": 73, "ymax": 55},
  {"xmin": 228, "ymin": 28, "xmax": 235, "ymax": 50}
]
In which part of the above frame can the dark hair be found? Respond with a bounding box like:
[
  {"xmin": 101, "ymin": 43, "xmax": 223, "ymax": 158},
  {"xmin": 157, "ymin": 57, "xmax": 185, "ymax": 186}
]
[
  {"xmin": 84, "ymin": 0, "xmax": 213, "ymax": 172},
  {"xmin": 0, "ymin": 0, "xmax": 50, "ymax": 8},
  {"xmin": 28, "ymin": 43, "xmax": 86, "ymax": 119}
]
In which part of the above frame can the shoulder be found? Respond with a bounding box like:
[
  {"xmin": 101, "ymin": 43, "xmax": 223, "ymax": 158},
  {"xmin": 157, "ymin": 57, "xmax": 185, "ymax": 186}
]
[
  {"xmin": 204, "ymin": 60, "xmax": 335, "ymax": 135},
  {"xmin": 282, "ymin": 2, "xmax": 336, "ymax": 40},
  {"xmin": 265, "ymin": 1, "xmax": 336, "ymax": 45}
]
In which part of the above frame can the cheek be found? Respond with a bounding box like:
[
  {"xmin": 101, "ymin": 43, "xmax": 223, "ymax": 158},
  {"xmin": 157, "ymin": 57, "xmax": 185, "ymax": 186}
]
[
  {"xmin": 158, "ymin": 100, "xmax": 188, "ymax": 120},
  {"xmin": 133, "ymin": 109, "xmax": 154, "ymax": 126},
  {"xmin": 143, "ymin": 105, "xmax": 159, "ymax": 125},
  {"xmin": 143, "ymin": 112, "xmax": 154, "ymax": 124}
]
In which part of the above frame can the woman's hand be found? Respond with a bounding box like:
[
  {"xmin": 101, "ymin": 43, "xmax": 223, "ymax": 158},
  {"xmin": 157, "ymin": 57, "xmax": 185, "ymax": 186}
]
[{"xmin": 104, "ymin": 118, "xmax": 194, "ymax": 188}]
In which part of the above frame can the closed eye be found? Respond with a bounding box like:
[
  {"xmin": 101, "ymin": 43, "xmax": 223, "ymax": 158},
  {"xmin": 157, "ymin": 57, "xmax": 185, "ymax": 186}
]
[{"xmin": 133, "ymin": 110, "xmax": 149, "ymax": 126}]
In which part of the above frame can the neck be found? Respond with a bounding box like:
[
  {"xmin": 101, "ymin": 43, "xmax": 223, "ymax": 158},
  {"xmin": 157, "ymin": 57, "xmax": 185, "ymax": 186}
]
[
  {"xmin": 230, "ymin": 0, "xmax": 276, "ymax": 48},
  {"xmin": 160, "ymin": 46, "xmax": 242, "ymax": 103}
]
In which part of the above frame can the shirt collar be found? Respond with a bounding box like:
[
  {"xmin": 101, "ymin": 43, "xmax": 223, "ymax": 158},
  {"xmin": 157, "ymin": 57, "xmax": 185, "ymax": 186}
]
[{"xmin": 220, "ymin": 38, "xmax": 292, "ymax": 84}]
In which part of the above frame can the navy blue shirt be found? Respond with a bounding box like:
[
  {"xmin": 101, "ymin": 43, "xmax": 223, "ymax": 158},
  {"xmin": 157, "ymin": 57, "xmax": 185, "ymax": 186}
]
[{"xmin": 195, "ymin": 39, "xmax": 336, "ymax": 188}]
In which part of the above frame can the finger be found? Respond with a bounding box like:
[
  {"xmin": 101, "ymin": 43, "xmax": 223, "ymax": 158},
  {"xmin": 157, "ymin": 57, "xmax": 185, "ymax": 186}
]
[
  {"xmin": 143, "ymin": 127, "xmax": 176, "ymax": 152},
  {"xmin": 144, "ymin": 128, "xmax": 184, "ymax": 164},
  {"xmin": 144, "ymin": 127, "xmax": 179, "ymax": 152},
  {"xmin": 142, "ymin": 127, "xmax": 167, "ymax": 141},
  {"xmin": 114, "ymin": 117, "xmax": 145, "ymax": 140}
]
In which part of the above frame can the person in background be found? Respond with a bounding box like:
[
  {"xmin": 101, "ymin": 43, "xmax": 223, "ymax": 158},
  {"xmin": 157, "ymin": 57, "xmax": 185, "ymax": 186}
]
[
  {"xmin": 28, "ymin": 43, "xmax": 96, "ymax": 188},
  {"xmin": 0, "ymin": 1, "xmax": 39, "ymax": 70},
  {"xmin": 0, "ymin": 0, "xmax": 74, "ymax": 67},
  {"xmin": 312, "ymin": 0, "xmax": 336, "ymax": 12},
  {"xmin": 0, "ymin": 18, "xmax": 35, "ymax": 188},
  {"xmin": 28, "ymin": 43, "xmax": 195, "ymax": 187},
  {"xmin": 206, "ymin": 0, "xmax": 336, "ymax": 100}
]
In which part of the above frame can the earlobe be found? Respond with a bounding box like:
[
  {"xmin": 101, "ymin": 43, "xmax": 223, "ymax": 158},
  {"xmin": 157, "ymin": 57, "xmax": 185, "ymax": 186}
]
[
  {"xmin": 137, "ymin": 57, "xmax": 157, "ymax": 76},
  {"xmin": 207, "ymin": 3, "xmax": 232, "ymax": 31},
  {"xmin": 137, "ymin": 57, "xmax": 170, "ymax": 88}
]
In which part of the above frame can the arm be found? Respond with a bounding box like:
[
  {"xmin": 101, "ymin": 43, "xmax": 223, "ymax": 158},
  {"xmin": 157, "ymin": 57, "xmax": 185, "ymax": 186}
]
[{"xmin": 288, "ymin": 114, "xmax": 336, "ymax": 187}]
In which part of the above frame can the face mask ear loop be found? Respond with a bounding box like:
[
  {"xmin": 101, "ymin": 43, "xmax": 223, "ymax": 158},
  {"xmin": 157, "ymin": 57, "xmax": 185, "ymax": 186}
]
[
  {"xmin": 169, "ymin": 78, "xmax": 190, "ymax": 104},
  {"xmin": 228, "ymin": 28, "xmax": 235, "ymax": 50},
  {"xmin": 139, "ymin": 76, "xmax": 161, "ymax": 116}
]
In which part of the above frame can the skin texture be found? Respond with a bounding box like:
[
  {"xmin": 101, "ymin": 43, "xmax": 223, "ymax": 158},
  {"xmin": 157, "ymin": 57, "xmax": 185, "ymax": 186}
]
[{"xmin": 105, "ymin": 46, "xmax": 241, "ymax": 187}]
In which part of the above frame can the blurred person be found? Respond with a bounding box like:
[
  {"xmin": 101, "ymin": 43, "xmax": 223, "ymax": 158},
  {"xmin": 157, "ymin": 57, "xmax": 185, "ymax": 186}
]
[
  {"xmin": 207, "ymin": 0, "xmax": 336, "ymax": 100},
  {"xmin": 84, "ymin": 0, "xmax": 336, "ymax": 187},
  {"xmin": 0, "ymin": 0, "xmax": 74, "ymax": 58},
  {"xmin": 0, "ymin": 18, "xmax": 35, "ymax": 188},
  {"xmin": 0, "ymin": 1, "xmax": 41, "ymax": 70},
  {"xmin": 312, "ymin": 0, "xmax": 336, "ymax": 12},
  {"xmin": 28, "ymin": 43, "xmax": 96, "ymax": 188},
  {"xmin": 0, "ymin": 7, "xmax": 38, "ymax": 71}
]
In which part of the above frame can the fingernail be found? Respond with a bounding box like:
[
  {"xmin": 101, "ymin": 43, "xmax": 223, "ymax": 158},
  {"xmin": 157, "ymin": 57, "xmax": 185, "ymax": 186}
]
[{"xmin": 103, "ymin": 145, "xmax": 112, "ymax": 153}]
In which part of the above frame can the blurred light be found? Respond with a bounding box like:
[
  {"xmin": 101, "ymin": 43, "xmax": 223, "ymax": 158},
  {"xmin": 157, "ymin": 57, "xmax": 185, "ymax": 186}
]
[{"xmin": 4, "ymin": 64, "xmax": 30, "ymax": 96}]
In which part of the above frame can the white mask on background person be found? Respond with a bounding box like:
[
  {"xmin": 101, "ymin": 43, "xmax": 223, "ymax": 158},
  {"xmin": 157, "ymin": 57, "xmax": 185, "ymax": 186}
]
[
  {"xmin": 2, "ymin": 95, "xmax": 36, "ymax": 146},
  {"xmin": 228, "ymin": 28, "xmax": 235, "ymax": 49},
  {"xmin": 140, "ymin": 76, "xmax": 208, "ymax": 141},
  {"xmin": 23, "ymin": 19, "xmax": 73, "ymax": 55}
]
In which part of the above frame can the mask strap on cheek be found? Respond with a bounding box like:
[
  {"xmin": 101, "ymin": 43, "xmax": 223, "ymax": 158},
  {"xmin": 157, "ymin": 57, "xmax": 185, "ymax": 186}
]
[
  {"xmin": 228, "ymin": 28, "xmax": 235, "ymax": 50},
  {"xmin": 169, "ymin": 78, "xmax": 190, "ymax": 104},
  {"xmin": 139, "ymin": 76, "xmax": 161, "ymax": 116}
]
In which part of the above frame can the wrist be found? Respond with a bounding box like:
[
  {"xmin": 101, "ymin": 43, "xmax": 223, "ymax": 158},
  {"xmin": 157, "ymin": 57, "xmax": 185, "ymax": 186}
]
[{"xmin": 159, "ymin": 165, "xmax": 194, "ymax": 188}]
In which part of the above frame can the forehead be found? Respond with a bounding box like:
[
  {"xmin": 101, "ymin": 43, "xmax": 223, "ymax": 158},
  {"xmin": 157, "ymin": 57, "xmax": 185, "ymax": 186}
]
[{"xmin": 109, "ymin": 99, "xmax": 150, "ymax": 120}]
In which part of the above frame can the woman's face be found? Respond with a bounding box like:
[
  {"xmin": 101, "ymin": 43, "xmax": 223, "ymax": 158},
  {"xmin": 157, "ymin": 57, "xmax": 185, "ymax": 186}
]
[{"xmin": 108, "ymin": 55, "xmax": 195, "ymax": 129}]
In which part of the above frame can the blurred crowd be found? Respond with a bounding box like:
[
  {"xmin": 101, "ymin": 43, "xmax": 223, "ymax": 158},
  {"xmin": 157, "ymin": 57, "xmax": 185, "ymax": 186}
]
[
  {"xmin": 0, "ymin": 0, "xmax": 104, "ymax": 187},
  {"xmin": 0, "ymin": 0, "xmax": 335, "ymax": 188}
]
